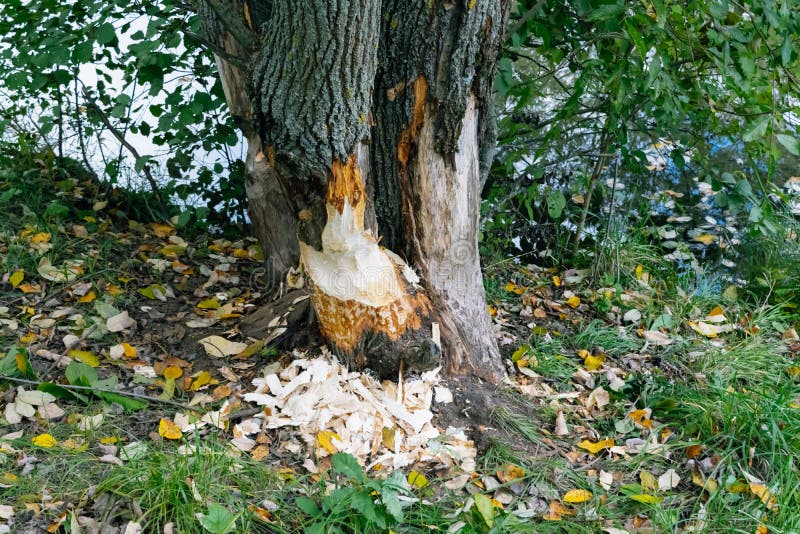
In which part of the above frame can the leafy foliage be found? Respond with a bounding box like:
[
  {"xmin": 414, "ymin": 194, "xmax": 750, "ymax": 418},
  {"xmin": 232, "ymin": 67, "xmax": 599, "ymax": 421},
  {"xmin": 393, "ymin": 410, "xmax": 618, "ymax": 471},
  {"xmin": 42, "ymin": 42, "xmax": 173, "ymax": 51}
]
[
  {"xmin": 0, "ymin": 0, "xmax": 246, "ymax": 228},
  {"xmin": 485, "ymin": 0, "xmax": 800, "ymax": 262}
]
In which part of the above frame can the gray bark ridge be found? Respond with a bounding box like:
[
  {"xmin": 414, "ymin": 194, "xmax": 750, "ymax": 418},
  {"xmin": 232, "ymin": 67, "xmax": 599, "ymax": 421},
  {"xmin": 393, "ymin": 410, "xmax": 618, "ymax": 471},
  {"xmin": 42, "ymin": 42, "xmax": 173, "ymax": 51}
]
[{"xmin": 250, "ymin": 0, "xmax": 381, "ymax": 183}]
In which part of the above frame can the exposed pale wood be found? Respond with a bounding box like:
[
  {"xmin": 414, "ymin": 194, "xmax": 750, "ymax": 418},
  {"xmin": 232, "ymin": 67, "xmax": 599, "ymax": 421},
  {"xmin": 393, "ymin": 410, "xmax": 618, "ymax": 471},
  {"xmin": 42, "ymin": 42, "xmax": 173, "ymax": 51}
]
[{"xmin": 410, "ymin": 96, "xmax": 504, "ymax": 382}]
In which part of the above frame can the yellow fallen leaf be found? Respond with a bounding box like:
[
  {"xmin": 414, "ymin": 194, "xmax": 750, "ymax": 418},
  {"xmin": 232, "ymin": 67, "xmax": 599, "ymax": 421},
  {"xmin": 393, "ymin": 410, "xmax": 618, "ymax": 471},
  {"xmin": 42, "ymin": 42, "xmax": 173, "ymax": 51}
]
[
  {"xmin": 563, "ymin": 489, "xmax": 592, "ymax": 503},
  {"xmin": 30, "ymin": 232, "xmax": 51, "ymax": 244},
  {"xmin": 504, "ymin": 281, "xmax": 525, "ymax": 295},
  {"xmin": 78, "ymin": 290, "xmax": 96, "ymax": 303},
  {"xmin": 577, "ymin": 438, "xmax": 614, "ymax": 454},
  {"xmin": 628, "ymin": 408, "xmax": 654, "ymax": 429},
  {"xmin": 105, "ymin": 283, "xmax": 123, "ymax": 296},
  {"xmin": 190, "ymin": 371, "xmax": 212, "ymax": 390},
  {"xmin": 640, "ymin": 470, "xmax": 658, "ymax": 491},
  {"xmin": 692, "ymin": 234, "xmax": 716, "ymax": 245},
  {"xmin": 691, "ymin": 469, "xmax": 718, "ymax": 493},
  {"xmin": 9, "ymin": 270, "xmax": 24, "ymax": 288},
  {"xmin": 685, "ymin": 444, "xmax": 703, "ymax": 458},
  {"xmin": 1, "ymin": 472, "xmax": 19, "ymax": 485},
  {"xmin": 584, "ymin": 354, "xmax": 605, "ymax": 371},
  {"xmin": 635, "ymin": 264, "xmax": 644, "ymax": 280},
  {"xmin": 408, "ymin": 470, "xmax": 429, "ymax": 488},
  {"xmin": 158, "ymin": 418, "xmax": 182, "ymax": 440},
  {"xmin": 749, "ymin": 483, "xmax": 777, "ymax": 510},
  {"xmin": 32, "ymin": 433, "xmax": 58, "ymax": 448},
  {"xmin": 68, "ymin": 349, "xmax": 100, "ymax": 367},
  {"xmin": 688, "ymin": 320, "xmax": 718, "ymax": 338},
  {"xmin": 629, "ymin": 494, "xmax": 662, "ymax": 504},
  {"xmin": 542, "ymin": 500, "xmax": 572, "ymax": 520},
  {"xmin": 19, "ymin": 332, "xmax": 37, "ymax": 344},
  {"xmin": 382, "ymin": 427, "xmax": 396, "ymax": 449},
  {"xmin": 18, "ymin": 282, "xmax": 41, "ymax": 293},
  {"xmin": 316, "ymin": 430, "xmax": 341, "ymax": 454},
  {"xmin": 100, "ymin": 436, "xmax": 119, "ymax": 444},
  {"xmin": 496, "ymin": 463, "xmax": 526, "ymax": 483},
  {"xmin": 159, "ymin": 244, "xmax": 186, "ymax": 257},
  {"xmin": 163, "ymin": 366, "xmax": 183, "ymax": 380},
  {"xmin": 150, "ymin": 222, "xmax": 176, "ymax": 238},
  {"xmin": 566, "ymin": 295, "xmax": 580, "ymax": 308},
  {"xmin": 121, "ymin": 343, "xmax": 137, "ymax": 358},
  {"xmin": 552, "ymin": 275, "xmax": 562, "ymax": 287},
  {"xmin": 197, "ymin": 297, "xmax": 220, "ymax": 310}
]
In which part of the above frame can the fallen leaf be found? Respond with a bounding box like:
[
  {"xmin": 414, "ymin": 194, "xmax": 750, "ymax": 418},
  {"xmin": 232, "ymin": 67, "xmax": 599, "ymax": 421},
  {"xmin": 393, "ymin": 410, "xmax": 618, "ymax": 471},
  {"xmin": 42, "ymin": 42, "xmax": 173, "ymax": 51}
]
[
  {"xmin": 150, "ymin": 222, "xmax": 176, "ymax": 238},
  {"xmin": 628, "ymin": 408, "xmax": 654, "ymax": 429},
  {"xmin": 68, "ymin": 349, "xmax": 100, "ymax": 367},
  {"xmin": 542, "ymin": 500, "xmax": 572, "ymax": 521},
  {"xmin": 107, "ymin": 311, "xmax": 135, "ymax": 333},
  {"xmin": 199, "ymin": 335, "xmax": 248, "ymax": 358},
  {"xmin": 78, "ymin": 290, "xmax": 96, "ymax": 303},
  {"xmin": 683, "ymin": 445, "xmax": 702, "ymax": 459},
  {"xmin": 629, "ymin": 494, "xmax": 662, "ymax": 504},
  {"xmin": 554, "ymin": 411, "xmax": 569, "ymax": 436},
  {"xmin": 316, "ymin": 430, "xmax": 341, "ymax": 455},
  {"xmin": 692, "ymin": 234, "xmax": 716, "ymax": 245},
  {"xmin": 408, "ymin": 470, "xmax": 429, "ymax": 488},
  {"xmin": 9, "ymin": 270, "xmax": 24, "ymax": 288},
  {"xmin": 566, "ymin": 295, "xmax": 581, "ymax": 308},
  {"xmin": 658, "ymin": 469, "xmax": 680, "ymax": 491},
  {"xmin": 190, "ymin": 371, "xmax": 212, "ymax": 390},
  {"xmin": 641, "ymin": 330, "xmax": 673, "ymax": 345},
  {"xmin": 640, "ymin": 471, "xmax": 658, "ymax": 491},
  {"xmin": 32, "ymin": 433, "xmax": 57, "ymax": 448},
  {"xmin": 37, "ymin": 257, "xmax": 81, "ymax": 282},
  {"xmin": 563, "ymin": 489, "xmax": 592, "ymax": 503},
  {"xmin": 584, "ymin": 354, "xmax": 605, "ymax": 371},
  {"xmin": 749, "ymin": 483, "xmax": 777, "ymax": 510},
  {"xmin": 496, "ymin": 463, "xmax": 525, "ymax": 483},
  {"xmin": 577, "ymin": 438, "xmax": 614, "ymax": 454},
  {"xmin": 158, "ymin": 418, "xmax": 182, "ymax": 440}
]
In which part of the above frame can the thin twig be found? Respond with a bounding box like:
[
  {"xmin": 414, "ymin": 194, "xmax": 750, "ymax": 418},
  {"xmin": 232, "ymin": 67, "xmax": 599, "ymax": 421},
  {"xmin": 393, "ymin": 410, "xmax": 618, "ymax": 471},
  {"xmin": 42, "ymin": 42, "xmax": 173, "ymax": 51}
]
[
  {"xmin": 0, "ymin": 375, "xmax": 198, "ymax": 412},
  {"xmin": 80, "ymin": 87, "xmax": 166, "ymax": 214}
]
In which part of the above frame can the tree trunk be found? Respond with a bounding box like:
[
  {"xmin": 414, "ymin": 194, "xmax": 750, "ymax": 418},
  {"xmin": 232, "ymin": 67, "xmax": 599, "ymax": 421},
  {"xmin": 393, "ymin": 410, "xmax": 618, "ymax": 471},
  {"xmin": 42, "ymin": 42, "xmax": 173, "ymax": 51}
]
[{"xmin": 200, "ymin": 0, "xmax": 507, "ymax": 383}]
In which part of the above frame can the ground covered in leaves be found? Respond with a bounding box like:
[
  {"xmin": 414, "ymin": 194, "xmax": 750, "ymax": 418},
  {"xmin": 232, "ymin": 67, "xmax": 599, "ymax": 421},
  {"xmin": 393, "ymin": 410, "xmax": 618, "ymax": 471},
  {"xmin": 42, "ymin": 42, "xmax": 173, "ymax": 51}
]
[{"xmin": 2, "ymin": 161, "xmax": 800, "ymax": 533}]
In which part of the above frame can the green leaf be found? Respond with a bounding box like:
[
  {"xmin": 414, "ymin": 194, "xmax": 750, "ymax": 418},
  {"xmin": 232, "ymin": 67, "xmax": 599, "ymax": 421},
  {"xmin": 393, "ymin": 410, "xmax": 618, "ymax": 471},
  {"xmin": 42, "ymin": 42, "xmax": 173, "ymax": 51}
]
[
  {"xmin": 351, "ymin": 490, "xmax": 385, "ymax": 528},
  {"xmin": 624, "ymin": 19, "xmax": 647, "ymax": 62},
  {"xmin": 38, "ymin": 382, "xmax": 89, "ymax": 403},
  {"xmin": 65, "ymin": 362, "xmax": 99, "ymax": 387},
  {"xmin": 94, "ymin": 391, "xmax": 148, "ymax": 411},
  {"xmin": 742, "ymin": 116, "xmax": 770, "ymax": 143},
  {"xmin": 587, "ymin": 4, "xmax": 625, "ymax": 21},
  {"xmin": 546, "ymin": 190, "xmax": 566, "ymax": 219},
  {"xmin": 473, "ymin": 493, "xmax": 496, "ymax": 527},
  {"xmin": 776, "ymin": 134, "xmax": 800, "ymax": 156},
  {"xmin": 781, "ymin": 36, "xmax": 792, "ymax": 66},
  {"xmin": 381, "ymin": 484, "xmax": 403, "ymax": 523},
  {"xmin": 197, "ymin": 503, "xmax": 236, "ymax": 534},
  {"xmin": 96, "ymin": 22, "xmax": 116, "ymax": 45},
  {"xmin": 331, "ymin": 453, "xmax": 365, "ymax": 483},
  {"xmin": 295, "ymin": 497, "xmax": 320, "ymax": 517}
]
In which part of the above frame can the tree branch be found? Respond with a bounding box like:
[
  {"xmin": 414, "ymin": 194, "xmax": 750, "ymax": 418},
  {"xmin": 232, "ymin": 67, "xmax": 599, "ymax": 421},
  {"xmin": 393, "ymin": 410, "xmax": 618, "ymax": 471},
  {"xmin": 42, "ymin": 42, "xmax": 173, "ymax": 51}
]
[
  {"xmin": 80, "ymin": 87, "xmax": 166, "ymax": 214},
  {"xmin": 184, "ymin": 30, "xmax": 250, "ymax": 69},
  {"xmin": 200, "ymin": 0, "xmax": 258, "ymax": 51}
]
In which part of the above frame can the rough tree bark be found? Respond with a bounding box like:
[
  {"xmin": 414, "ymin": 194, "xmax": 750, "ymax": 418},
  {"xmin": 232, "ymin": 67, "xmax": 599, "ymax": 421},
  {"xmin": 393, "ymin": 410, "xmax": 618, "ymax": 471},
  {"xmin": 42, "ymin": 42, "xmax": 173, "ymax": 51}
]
[{"xmin": 199, "ymin": 0, "xmax": 508, "ymax": 382}]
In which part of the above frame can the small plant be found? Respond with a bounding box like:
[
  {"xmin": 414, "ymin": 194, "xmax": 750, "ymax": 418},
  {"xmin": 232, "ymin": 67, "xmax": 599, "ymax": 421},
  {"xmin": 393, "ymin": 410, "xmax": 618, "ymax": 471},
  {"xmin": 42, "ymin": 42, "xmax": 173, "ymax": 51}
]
[{"xmin": 295, "ymin": 453, "xmax": 410, "ymax": 533}]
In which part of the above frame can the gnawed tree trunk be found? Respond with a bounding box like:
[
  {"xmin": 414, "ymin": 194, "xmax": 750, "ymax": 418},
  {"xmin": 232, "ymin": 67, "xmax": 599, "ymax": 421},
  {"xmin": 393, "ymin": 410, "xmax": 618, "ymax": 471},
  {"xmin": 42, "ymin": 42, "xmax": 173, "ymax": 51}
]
[{"xmin": 199, "ymin": 0, "xmax": 507, "ymax": 383}]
